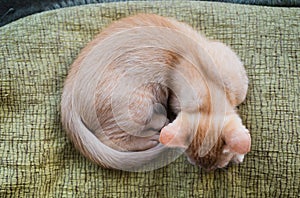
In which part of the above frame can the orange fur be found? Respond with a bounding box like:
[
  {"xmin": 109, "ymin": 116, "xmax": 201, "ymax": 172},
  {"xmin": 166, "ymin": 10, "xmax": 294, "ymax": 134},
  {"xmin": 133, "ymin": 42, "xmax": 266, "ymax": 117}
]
[{"xmin": 61, "ymin": 14, "xmax": 251, "ymax": 171}]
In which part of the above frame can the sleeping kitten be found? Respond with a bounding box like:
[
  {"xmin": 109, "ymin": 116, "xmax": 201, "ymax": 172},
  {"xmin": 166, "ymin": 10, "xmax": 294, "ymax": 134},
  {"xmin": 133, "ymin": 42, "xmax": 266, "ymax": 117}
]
[{"xmin": 61, "ymin": 14, "xmax": 251, "ymax": 171}]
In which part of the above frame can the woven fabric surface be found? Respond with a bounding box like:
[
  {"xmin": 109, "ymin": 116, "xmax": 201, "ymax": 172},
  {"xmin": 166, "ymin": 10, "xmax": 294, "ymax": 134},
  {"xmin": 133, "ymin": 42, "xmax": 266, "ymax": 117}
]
[
  {"xmin": 0, "ymin": 1, "xmax": 299, "ymax": 197},
  {"xmin": 1, "ymin": 0, "xmax": 299, "ymax": 27}
]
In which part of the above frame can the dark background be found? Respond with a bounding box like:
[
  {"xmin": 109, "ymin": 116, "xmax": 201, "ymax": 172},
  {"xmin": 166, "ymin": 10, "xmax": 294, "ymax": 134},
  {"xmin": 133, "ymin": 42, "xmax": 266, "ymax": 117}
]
[{"xmin": 0, "ymin": 0, "xmax": 299, "ymax": 26}]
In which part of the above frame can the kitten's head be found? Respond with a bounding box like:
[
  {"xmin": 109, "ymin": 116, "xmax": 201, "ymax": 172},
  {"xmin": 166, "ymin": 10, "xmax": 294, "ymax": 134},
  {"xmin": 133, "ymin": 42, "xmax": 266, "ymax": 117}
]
[{"xmin": 159, "ymin": 112, "xmax": 251, "ymax": 170}]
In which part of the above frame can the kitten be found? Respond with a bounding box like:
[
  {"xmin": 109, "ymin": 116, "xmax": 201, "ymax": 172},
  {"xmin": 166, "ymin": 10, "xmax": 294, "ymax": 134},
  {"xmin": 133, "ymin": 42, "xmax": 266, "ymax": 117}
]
[{"xmin": 61, "ymin": 14, "xmax": 251, "ymax": 171}]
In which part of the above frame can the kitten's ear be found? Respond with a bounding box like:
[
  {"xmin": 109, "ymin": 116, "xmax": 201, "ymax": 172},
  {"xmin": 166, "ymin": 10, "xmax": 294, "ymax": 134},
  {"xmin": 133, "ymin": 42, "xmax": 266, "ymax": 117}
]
[
  {"xmin": 222, "ymin": 127, "xmax": 251, "ymax": 154},
  {"xmin": 159, "ymin": 120, "xmax": 188, "ymax": 149}
]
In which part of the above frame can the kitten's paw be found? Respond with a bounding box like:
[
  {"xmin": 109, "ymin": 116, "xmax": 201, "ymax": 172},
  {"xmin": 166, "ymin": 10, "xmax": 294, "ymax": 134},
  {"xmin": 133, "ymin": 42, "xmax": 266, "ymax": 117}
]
[
  {"xmin": 216, "ymin": 147, "xmax": 246, "ymax": 169},
  {"xmin": 231, "ymin": 153, "xmax": 245, "ymax": 164},
  {"xmin": 215, "ymin": 147, "xmax": 234, "ymax": 168},
  {"xmin": 139, "ymin": 134, "xmax": 160, "ymax": 150},
  {"xmin": 132, "ymin": 134, "xmax": 160, "ymax": 151}
]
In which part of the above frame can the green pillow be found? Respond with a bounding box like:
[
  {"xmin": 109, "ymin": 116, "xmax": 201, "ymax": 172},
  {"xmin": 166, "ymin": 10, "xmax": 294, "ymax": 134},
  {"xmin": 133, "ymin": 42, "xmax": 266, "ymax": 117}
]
[{"xmin": 0, "ymin": 1, "xmax": 299, "ymax": 197}]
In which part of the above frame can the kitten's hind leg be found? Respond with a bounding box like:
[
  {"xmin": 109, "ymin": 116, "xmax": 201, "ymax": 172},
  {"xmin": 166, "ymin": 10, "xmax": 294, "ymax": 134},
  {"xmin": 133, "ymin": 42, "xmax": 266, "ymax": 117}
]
[
  {"xmin": 123, "ymin": 108, "xmax": 169, "ymax": 151},
  {"xmin": 144, "ymin": 102, "xmax": 169, "ymax": 132},
  {"xmin": 121, "ymin": 84, "xmax": 169, "ymax": 151}
]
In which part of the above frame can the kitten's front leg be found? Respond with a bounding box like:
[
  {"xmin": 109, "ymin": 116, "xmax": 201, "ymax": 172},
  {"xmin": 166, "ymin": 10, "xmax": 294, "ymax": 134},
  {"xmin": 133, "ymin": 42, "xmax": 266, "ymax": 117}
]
[{"xmin": 215, "ymin": 115, "xmax": 251, "ymax": 168}]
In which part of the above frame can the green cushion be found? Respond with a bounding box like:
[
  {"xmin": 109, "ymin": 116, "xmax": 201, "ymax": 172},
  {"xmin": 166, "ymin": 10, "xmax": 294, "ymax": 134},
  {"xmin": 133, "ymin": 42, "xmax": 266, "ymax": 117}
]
[{"xmin": 0, "ymin": 1, "xmax": 299, "ymax": 197}]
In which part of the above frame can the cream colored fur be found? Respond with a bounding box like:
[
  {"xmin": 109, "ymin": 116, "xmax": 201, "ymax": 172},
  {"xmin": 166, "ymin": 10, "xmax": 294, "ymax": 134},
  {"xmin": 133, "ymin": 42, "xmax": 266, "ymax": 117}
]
[{"xmin": 61, "ymin": 14, "xmax": 251, "ymax": 171}]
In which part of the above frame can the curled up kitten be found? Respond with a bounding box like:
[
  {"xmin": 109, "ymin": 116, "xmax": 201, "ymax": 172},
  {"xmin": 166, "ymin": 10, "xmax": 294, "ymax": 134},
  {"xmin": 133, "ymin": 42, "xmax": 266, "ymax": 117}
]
[{"xmin": 61, "ymin": 14, "xmax": 251, "ymax": 171}]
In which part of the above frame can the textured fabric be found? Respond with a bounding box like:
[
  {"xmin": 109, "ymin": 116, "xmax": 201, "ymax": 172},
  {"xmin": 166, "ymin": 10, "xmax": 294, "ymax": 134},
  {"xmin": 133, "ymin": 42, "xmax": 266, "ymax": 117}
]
[
  {"xmin": 1, "ymin": 0, "xmax": 299, "ymax": 27},
  {"xmin": 0, "ymin": 1, "xmax": 299, "ymax": 197}
]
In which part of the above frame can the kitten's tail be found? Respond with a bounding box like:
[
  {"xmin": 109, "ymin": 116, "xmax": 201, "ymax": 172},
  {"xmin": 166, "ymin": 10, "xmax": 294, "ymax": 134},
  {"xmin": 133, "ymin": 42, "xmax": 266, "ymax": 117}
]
[{"xmin": 61, "ymin": 95, "xmax": 175, "ymax": 171}]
